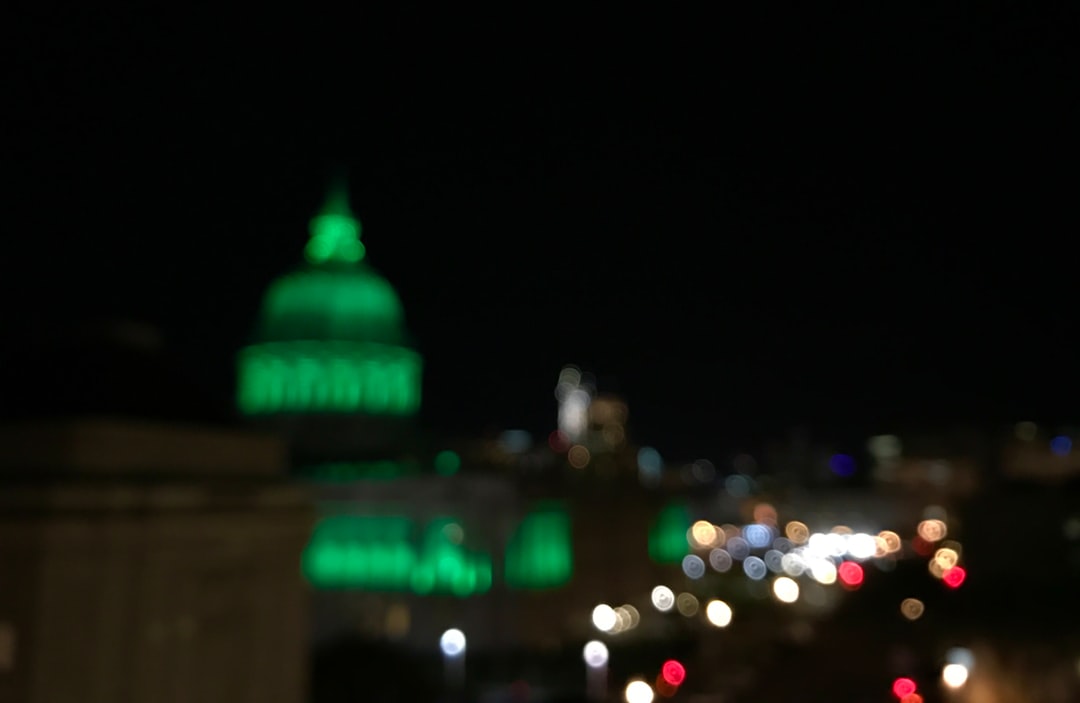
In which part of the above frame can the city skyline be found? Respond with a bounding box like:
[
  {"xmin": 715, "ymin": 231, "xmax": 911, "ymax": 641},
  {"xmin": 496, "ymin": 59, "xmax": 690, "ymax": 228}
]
[{"xmin": 7, "ymin": 5, "xmax": 1076, "ymax": 460}]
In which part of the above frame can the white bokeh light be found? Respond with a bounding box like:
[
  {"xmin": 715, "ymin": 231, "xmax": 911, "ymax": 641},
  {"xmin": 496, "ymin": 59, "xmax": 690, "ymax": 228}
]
[
  {"xmin": 705, "ymin": 599, "xmax": 733, "ymax": 627},
  {"xmin": 592, "ymin": 604, "xmax": 618, "ymax": 632},
  {"xmin": 624, "ymin": 679, "xmax": 655, "ymax": 703},
  {"xmin": 583, "ymin": 640, "xmax": 609, "ymax": 668},
  {"xmin": 439, "ymin": 628, "xmax": 466, "ymax": 657},
  {"xmin": 651, "ymin": 586, "xmax": 675, "ymax": 612},
  {"xmin": 772, "ymin": 576, "xmax": 800, "ymax": 603},
  {"xmin": 942, "ymin": 663, "xmax": 969, "ymax": 688}
]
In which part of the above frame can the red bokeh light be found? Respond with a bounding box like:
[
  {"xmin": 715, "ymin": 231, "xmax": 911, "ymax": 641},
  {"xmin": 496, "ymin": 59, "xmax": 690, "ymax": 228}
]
[
  {"xmin": 661, "ymin": 659, "xmax": 686, "ymax": 687},
  {"xmin": 911, "ymin": 535, "xmax": 934, "ymax": 556},
  {"xmin": 838, "ymin": 561, "xmax": 864, "ymax": 588},
  {"xmin": 892, "ymin": 677, "xmax": 917, "ymax": 698},
  {"xmin": 548, "ymin": 430, "xmax": 570, "ymax": 453},
  {"xmin": 943, "ymin": 566, "xmax": 966, "ymax": 588},
  {"xmin": 900, "ymin": 694, "xmax": 924, "ymax": 703}
]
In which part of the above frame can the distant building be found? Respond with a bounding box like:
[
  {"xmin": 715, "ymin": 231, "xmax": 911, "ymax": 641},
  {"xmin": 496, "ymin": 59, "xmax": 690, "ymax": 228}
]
[{"xmin": 0, "ymin": 322, "xmax": 311, "ymax": 703}]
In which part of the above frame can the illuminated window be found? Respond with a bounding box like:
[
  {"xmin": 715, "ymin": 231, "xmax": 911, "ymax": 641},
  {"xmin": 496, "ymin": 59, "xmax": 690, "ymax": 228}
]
[
  {"xmin": 505, "ymin": 502, "xmax": 573, "ymax": 589},
  {"xmin": 649, "ymin": 502, "xmax": 691, "ymax": 564},
  {"xmin": 237, "ymin": 341, "xmax": 421, "ymax": 416}
]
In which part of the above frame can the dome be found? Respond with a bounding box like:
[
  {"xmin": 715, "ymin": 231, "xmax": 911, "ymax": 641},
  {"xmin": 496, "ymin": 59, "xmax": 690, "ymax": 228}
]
[
  {"xmin": 236, "ymin": 183, "xmax": 422, "ymax": 418},
  {"xmin": 256, "ymin": 263, "xmax": 407, "ymax": 346}
]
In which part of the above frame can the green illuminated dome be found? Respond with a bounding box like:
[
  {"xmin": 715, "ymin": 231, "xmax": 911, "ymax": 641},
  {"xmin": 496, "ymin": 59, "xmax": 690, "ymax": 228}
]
[{"xmin": 237, "ymin": 183, "xmax": 422, "ymax": 417}]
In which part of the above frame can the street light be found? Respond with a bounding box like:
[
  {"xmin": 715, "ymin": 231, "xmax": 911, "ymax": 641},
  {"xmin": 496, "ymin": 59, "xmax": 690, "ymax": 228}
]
[
  {"xmin": 440, "ymin": 628, "xmax": 466, "ymax": 694},
  {"xmin": 583, "ymin": 640, "xmax": 609, "ymax": 701}
]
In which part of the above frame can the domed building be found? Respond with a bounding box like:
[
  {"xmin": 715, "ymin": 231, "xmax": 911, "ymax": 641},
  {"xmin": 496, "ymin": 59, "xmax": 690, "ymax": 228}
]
[{"xmin": 236, "ymin": 182, "xmax": 423, "ymax": 461}]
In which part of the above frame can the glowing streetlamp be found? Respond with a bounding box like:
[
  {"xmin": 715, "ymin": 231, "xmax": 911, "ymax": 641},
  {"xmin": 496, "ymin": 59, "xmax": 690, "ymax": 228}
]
[
  {"xmin": 440, "ymin": 628, "xmax": 466, "ymax": 694},
  {"xmin": 583, "ymin": 640, "xmax": 609, "ymax": 701}
]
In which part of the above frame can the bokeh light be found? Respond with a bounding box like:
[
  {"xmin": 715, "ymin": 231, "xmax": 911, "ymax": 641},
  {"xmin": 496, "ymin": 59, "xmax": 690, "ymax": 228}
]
[
  {"xmin": 661, "ymin": 660, "xmax": 686, "ymax": 686},
  {"xmin": 772, "ymin": 576, "xmax": 800, "ymax": 603},
  {"xmin": 625, "ymin": 679, "xmax": 654, "ymax": 703},
  {"xmin": 705, "ymin": 600, "xmax": 733, "ymax": 627},
  {"xmin": 892, "ymin": 677, "xmax": 917, "ymax": 698},
  {"xmin": 900, "ymin": 598, "xmax": 925, "ymax": 620},
  {"xmin": 942, "ymin": 663, "xmax": 969, "ymax": 688},
  {"xmin": 942, "ymin": 566, "xmax": 966, "ymax": 588}
]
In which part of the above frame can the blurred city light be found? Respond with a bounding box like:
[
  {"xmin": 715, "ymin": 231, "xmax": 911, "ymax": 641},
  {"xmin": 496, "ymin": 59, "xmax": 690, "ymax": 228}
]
[
  {"xmin": 583, "ymin": 640, "xmax": 609, "ymax": 668},
  {"xmin": 439, "ymin": 628, "xmax": 466, "ymax": 657}
]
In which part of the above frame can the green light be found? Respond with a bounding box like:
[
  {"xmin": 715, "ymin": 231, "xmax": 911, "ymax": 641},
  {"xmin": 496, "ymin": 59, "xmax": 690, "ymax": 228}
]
[
  {"xmin": 505, "ymin": 501, "xmax": 573, "ymax": 590},
  {"xmin": 237, "ymin": 180, "xmax": 424, "ymax": 418},
  {"xmin": 302, "ymin": 514, "xmax": 492, "ymax": 596},
  {"xmin": 434, "ymin": 450, "xmax": 461, "ymax": 476},
  {"xmin": 649, "ymin": 501, "xmax": 691, "ymax": 564},
  {"xmin": 257, "ymin": 268, "xmax": 406, "ymax": 346},
  {"xmin": 237, "ymin": 341, "xmax": 422, "ymax": 415},
  {"xmin": 304, "ymin": 182, "xmax": 365, "ymax": 265}
]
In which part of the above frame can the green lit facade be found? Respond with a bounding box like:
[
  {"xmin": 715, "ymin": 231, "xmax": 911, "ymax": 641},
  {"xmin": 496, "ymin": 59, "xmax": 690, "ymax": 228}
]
[
  {"xmin": 302, "ymin": 514, "xmax": 493, "ymax": 596},
  {"xmin": 649, "ymin": 501, "xmax": 691, "ymax": 564},
  {"xmin": 504, "ymin": 501, "xmax": 574, "ymax": 589},
  {"xmin": 237, "ymin": 184, "xmax": 422, "ymax": 417}
]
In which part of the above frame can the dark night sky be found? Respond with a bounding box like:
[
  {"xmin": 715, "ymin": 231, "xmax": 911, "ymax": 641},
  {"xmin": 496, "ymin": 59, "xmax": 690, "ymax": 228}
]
[{"xmin": 5, "ymin": 5, "xmax": 1077, "ymax": 459}]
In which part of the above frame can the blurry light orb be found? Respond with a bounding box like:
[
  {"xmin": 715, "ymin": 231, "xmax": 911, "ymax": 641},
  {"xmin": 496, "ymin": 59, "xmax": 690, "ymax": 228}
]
[
  {"xmin": 568, "ymin": 445, "xmax": 591, "ymax": 469},
  {"xmin": 681, "ymin": 554, "xmax": 706, "ymax": 580},
  {"xmin": 780, "ymin": 552, "xmax": 807, "ymax": 577},
  {"xmin": 900, "ymin": 598, "xmax": 925, "ymax": 621},
  {"xmin": 704, "ymin": 599, "xmax": 733, "ymax": 627},
  {"xmin": 440, "ymin": 628, "xmax": 466, "ymax": 657},
  {"xmin": 868, "ymin": 434, "xmax": 902, "ymax": 458},
  {"xmin": 808, "ymin": 559, "xmax": 837, "ymax": 585},
  {"xmin": 743, "ymin": 556, "xmax": 767, "ymax": 580},
  {"xmin": 900, "ymin": 695, "xmax": 923, "ymax": 703},
  {"xmin": 772, "ymin": 576, "xmax": 800, "ymax": 603},
  {"xmin": 933, "ymin": 548, "xmax": 959, "ymax": 570},
  {"xmin": 829, "ymin": 453, "xmax": 856, "ymax": 477},
  {"xmin": 744, "ymin": 523, "xmax": 773, "ymax": 548},
  {"xmin": 708, "ymin": 548, "xmax": 733, "ymax": 573},
  {"xmin": 752, "ymin": 503, "xmax": 778, "ymax": 525},
  {"xmin": 1051, "ymin": 435, "xmax": 1072, "ymax": 456},
  {"xmin": 942, "ymin": 566, "xmax": 966, "ymax": 589},
  {"xmin": 942, "ymin": 663, "xmax": 969, "ymax": 688},
  {"xmin": 878, "ymin": 530, "xmax": 902, "ymax": 553},
  {"xmin": 624, "ymin": 679, "xmax": 655, "ymax": 703},
  {"xmin": 892, "ymin": 677, "xmax": 917, "ymax": 698},
  {"xmin": 691, "ymin": 459, "xmax": 716, "ymax": 482},
  {"xmin": 434, "ymin": 450, "xmax": 461, "ymax": 476},
  {"xmin": 651, "ymin": 586, "xmax": 675, "ymax": 612},
  {"xmin": 838, "ymin": 561, "xmax": 864, "ymax": 587},
  {"xmin": 661, "ymin": 660, "xmax": 686, "ymax": 686},
  {"xmin": 548, "ymin": 430, "xmax": 571, "ymax": 453},
  {"xmin": 583, "ymin": 640, "xmax": 609, "ymax": 668},
  {"xmin": 917, "ymin": 519, "xmax": 947, "ymax": 542},
  {"xmin": 726, "ymin": 536, "xmax": 750, "ymax": 561},
  {"xmin": 847, "ymin": 533, "xmax": 877, "ymax": 560},
  {"xmin": 690, "ymin": 520, "xmax": 718, "ymax": 548},
  {"xmin": 785, "ymin": 521, "xmax": 810, "ymax": 544},
  {"xmin": 592, "ymin": 604, "xmax": 618, "ymax": 631},
  {"xmin": 764, "ymin": 549, "xmax": 785, "ymax": 573},
  {"xmin": 724, "ymin": 474, "xmax": 752, "ymax": 497},
  {"xmin": 675, "ymin": 592, "xmax": 699, "ymax": 616}
]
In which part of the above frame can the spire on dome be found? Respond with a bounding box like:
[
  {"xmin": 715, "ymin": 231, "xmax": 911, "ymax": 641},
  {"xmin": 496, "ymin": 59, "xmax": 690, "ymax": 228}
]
[{"xmin": 305, "ymin": 174, "xmax": 365, "ymax": 265}]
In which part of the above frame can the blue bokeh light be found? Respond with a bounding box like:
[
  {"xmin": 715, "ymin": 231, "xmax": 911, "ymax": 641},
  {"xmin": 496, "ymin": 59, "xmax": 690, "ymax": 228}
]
[
  {"xmin": 829, "ymin": 454, "xmax": 856, "ymax": 477},
  {"xmin": 1050, "ymin": 436, "xmax": 1072, "ymax": 456}
]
